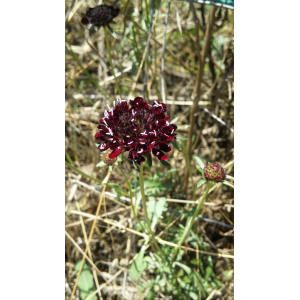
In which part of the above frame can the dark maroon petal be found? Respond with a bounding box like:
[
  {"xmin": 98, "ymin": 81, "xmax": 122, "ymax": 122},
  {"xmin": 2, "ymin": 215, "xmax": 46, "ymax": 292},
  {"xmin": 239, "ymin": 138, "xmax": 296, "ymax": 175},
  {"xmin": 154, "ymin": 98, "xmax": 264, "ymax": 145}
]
[
  {"xmin": 109, "ymin": 148, "xmax": 122, "ymax": 158},
  {"xmin": 137, "ymin": 143, "xmax": 151, "ymax": 155},
  {"xmin": 128, "ymin": 150, "xmax": 145, "ymax": 165},
  {"xmin": 128, "ymin": 150, "xmax": 138, "ymax": 160},
  {"xmin": 152, "ymin": 148, "xmax": 168, "ymax": 160},
  {"xmin": 94, "ymin": 132, "xmax": 101, "ymax": 139},
  {"xmin": 136, "ymin": 155, "xmax": 145, "ymax": 165},
  {"xmin": 81, "ymin": 17, "xmax": 90, "ymax": 25},
  {"xmin": 157, "ymin": 142, "xmax": 171, "ymax": 152},
  {"xmin": 98, "ymin": 143, "xmax": 109, "ymax": 152}
]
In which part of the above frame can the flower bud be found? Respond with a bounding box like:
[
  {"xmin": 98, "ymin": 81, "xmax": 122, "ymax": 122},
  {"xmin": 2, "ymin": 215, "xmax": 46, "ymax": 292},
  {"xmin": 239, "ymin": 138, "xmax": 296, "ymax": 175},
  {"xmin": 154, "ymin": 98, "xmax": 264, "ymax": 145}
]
[
  {"xmin": 203, "ymin": 162, "xmax": 226, "ymax": 183},
  {"xmin": 102, "ymin": 149, "xmax": 117, "ymax": 166}
]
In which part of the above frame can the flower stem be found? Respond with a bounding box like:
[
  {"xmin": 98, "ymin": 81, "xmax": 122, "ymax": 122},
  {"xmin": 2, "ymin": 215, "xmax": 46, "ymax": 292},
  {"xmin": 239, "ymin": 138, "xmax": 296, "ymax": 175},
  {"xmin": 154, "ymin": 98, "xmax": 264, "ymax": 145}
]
[
  {"xmin": 181, "ymin": 140, "xmax": 196, "ymax": 201},
  {"xmin": 172, "ymin": 182, "xmax": 213, "ymax": 259},
  {"xmin": 104, "ymin": 26, "xmax": 122, "ymax": 97},
  {"xmin": 117, "ymin": 164, "xmax": 145, "ymax": 231},
  {"xmin": 139, "ymin": 163, "xmax": 166, "ymax": 257}
]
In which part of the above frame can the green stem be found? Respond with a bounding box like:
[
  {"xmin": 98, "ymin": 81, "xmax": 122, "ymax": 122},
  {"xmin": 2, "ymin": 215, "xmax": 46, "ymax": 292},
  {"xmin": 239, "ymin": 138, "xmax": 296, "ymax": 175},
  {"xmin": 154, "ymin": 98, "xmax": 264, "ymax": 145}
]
[
  {"xmin": 172, "ymin": 182, "xmax": 213, "ymax": 259},
  {"xmin": 117, "ymin": 165, "xmax": 145, "ymax": 231},
  {"xmin": 104, "ymin": 27, "xmax": 122, "ymax": 97},
  {"xmin": 139, "ymin": 163, "xmax": 152, "ymax": 233},
  {"xmin": 139, "ymin": 163, "xmax": 167, "ymax": 257},
  {"xmin": 181, "ymin": 140, "xmax": 196, "ymax": 201}
]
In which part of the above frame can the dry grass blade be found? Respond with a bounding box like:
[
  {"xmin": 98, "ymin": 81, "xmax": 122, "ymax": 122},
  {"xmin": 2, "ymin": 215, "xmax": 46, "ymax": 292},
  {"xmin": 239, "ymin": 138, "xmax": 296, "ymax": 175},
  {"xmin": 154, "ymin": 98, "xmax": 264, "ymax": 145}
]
[
  {"xmin": 69, "ymin": 210, "xmax": 234, "ymax": 259},
  {"xmin": 65, "ymin": 230, "xmax": 125, "ymax": 300},
  {"xmin": 76, "ymin": 202, "xmax": 102, "ymax": 299},
  {"xmin": 70, "ymin": 170, "xmax": 111, "ymax": 300}
]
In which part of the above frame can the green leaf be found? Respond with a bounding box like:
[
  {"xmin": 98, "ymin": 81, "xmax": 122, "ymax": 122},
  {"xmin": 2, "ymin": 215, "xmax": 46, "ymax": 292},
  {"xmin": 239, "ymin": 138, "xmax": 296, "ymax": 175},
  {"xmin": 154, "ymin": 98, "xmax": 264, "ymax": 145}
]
[
  {"xmin": 96, "ymin": 161, "xmax": 107, "ymax": 168},
  {"xmin": 176, "ymin": 134, "xmax": 187, "ymax": 140},
  {"xmin": 133, "ymin": 161, "xmax": 140, "ymax": 172},
  {"xmin": 223, "ymin": 180, "xmax": 234, "ymax": 189},
  {"xmin": 146, "ymin": 153, "xmax": 152, "ymax": 168},
  {"xmin": 146, "ymin": 288, "xmax": 156, "ymax": 300},
  {"xmin": 171, "ymin": 139, "xmax": 182, "ymax": 151},
  {"xmin": 137, "ymin": 281, "xmax": 153, "ymax": 295},
  {"xmin": 183, "ymin": 275, "xmax": 191, "ymax": 284},
  {"xmin": 141, "ymin": 19, "xmax": 147, "ymax": 31},
  {"xmin": 134, "ymin": 191, "xmax": 142, "ymax": 215},
  {"xmin": 192, "ymin": 270, "xmax": 206, "ymax": 297},
  {"xmin": 196, "ymin": 166, "xmax": 204, "ymax": 176},
  {"xmin": 160, "ymin": 160, "xmax": 171, "ymax": 167},
  {"xmin": 176, "ymin": 10, "xmax": 182, "ymax": 37},
  {"xmin": 177, "ymin": 124, "xmax": 190, "ymax": 129},
  {"xmin": 166, "ymin": 168, "xmax": 178, "ymax": 174},
  {"xmin": 177, "ymin": 277, "xmax": 187, "ymax": 289},
  {"xmin": 128, "ymin": 244, "xmax": 148, "ymax": 281},
  {"xmin": 146, "ymin": 198, "xmax": 167, "ymax": 231},
  {"xmin": 223, "ymin": 270, "xmax": 233, "ymax": 281},
  {"xmin": 170, "ymin": 116, "xmax": 179, "ymax": 124},
  {"xmin": 175, "ymin": 248, "xmax": 184, "ymax": 262},
  {"xmin": 194, "ymin": 155, "xmax": 205, "ymax": 169},
  {"xmin": 75, "ymin": 260, "xmax": 97, "ymax": 300},
  {"xmin": 158, "ymin": 277, "xmax": 166, "ymax": 287},
  {"xmin": 107, "ymin": 25, "xmax": 117, "ymax": 38},
  {"xmin": 132, "ymin": 60, "xmax": 137, "ymax": 80},
  {"xmin": 226, "ymin": 175, "xmax": 234, "ymax": 180},
  {"xmin": 205, "ymin": 266, "xmax": 214, "ymax": 281},
  {"xmin": 192, "ymin": 134, "xmax": 196, "ymax": 144},
  {"xmin": 187, "ymin": 291, "xmax": 198, "ymax": 300},
  {"xmin": 197, "ymin": 178, "xmax": 207, "ymax": 188},
  {"xmin": 173, "ymin": 262, "xmax": 192, "ymax": 275}
]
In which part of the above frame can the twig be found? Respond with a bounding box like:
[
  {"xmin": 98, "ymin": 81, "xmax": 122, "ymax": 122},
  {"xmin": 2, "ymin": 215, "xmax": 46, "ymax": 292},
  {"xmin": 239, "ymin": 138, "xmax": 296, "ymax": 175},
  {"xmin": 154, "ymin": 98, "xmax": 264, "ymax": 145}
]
[
  {"xmin": 143, "ymin": 0, "xmax": 156, "ymax": 99},
  {"xmin": 161, "ymin": 1, "xmax": 171, "ymax": 104},
  {"xmin": 183, "ymin": 5, "xmax": 217, "ymax": 193},
  {"xmin": 128, "ymin": 10, "xmax": 159, "ymax": 99},
  {"xmin": 104, "ymin": 27, "xmax": 122, "ymax": 96}
]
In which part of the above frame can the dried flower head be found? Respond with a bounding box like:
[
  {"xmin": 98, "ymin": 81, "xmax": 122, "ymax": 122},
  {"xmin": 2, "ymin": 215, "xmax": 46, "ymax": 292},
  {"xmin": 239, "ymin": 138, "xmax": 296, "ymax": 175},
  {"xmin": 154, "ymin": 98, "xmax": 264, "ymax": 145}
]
[
  {"xmin": 203, "ymin": 162, "xmax": 226, "ymax": 183},
  {"xmin": 95, "ymin": 97, "xmax": 177, "ymax": 165},
  {"xmin": 102, "ymin": 149, "xmax": 117, "ymax": 166},
  {"xmin": 81, "ymin": 5, "xmax": 120, "ymax": 27}
]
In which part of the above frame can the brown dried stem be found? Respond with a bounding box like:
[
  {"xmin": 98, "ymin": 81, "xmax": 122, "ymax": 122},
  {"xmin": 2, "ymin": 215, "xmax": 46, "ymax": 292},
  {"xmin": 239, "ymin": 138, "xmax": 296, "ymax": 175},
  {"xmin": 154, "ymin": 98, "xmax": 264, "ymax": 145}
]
[{"xmin": 182, "ymin": 6, "xmax": 217, "ymax": 194}]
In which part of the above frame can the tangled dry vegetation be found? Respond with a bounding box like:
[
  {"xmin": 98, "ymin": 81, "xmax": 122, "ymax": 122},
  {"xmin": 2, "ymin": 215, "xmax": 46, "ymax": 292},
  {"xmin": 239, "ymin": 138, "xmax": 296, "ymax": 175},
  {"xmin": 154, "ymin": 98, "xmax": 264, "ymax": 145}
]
[{"xmin": 65, "ymin": 1, "xmax": 234, "ymax": 299}]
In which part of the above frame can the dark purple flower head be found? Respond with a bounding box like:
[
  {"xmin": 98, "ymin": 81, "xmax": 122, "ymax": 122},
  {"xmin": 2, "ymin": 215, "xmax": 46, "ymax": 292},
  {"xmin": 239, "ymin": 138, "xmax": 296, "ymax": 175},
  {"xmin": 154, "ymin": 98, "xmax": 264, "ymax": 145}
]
[
  {"xmin": 203, "ymin": 162, "xmax": 226, "ymax": 183},
  {"xmin": 95, "ymin": 97, "xmax": 177, "ymax": 165},
  {"xmin": 81, "ymin": 5, "xmax": 120, "ymax": 27}
]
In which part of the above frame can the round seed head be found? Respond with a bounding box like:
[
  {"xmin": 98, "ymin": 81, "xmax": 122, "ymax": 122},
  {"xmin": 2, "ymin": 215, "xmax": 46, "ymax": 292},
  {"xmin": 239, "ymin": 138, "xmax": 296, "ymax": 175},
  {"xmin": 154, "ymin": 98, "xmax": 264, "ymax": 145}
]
[{"xmin": 203, "ymin": 162, "xmax": 226, "ymax": 183}]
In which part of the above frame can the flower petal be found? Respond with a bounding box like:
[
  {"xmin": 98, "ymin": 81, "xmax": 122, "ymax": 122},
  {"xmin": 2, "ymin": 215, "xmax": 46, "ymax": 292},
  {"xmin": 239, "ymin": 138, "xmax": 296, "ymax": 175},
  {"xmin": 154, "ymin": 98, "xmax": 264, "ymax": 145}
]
[
  {"xmin": 109, "ymin": 148, "xmax": 122, "ymax": 158},
  {"xmin": 152, "ymin": 148, "xmax": 168, "ymax": 160},
  {"xmin": 157, "ymin": 142, "xmax": 171, "ymax": 152}
]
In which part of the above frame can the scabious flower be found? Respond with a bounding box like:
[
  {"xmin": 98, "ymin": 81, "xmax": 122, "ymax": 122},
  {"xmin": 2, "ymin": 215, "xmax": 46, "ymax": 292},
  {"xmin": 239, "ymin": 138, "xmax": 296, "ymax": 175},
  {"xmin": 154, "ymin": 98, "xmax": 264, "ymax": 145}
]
[
  {"xmin": 203, "ymin": 162, "xmax": 226, "ymax": 183},
  {"xmin": 81, "ymin": 5, "xmax": 120, "ymax": 27},
  {"xmin": 95, "ymin": 97, "xmax": 177, "ymax": 165}
]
